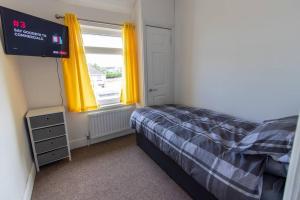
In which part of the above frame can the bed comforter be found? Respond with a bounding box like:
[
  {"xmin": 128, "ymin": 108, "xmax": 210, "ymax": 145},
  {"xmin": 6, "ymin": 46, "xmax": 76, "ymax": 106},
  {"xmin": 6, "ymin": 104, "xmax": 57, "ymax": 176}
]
[{"xmin": 130, "ymin": 105, "xmax": 266, "ymax": 200}]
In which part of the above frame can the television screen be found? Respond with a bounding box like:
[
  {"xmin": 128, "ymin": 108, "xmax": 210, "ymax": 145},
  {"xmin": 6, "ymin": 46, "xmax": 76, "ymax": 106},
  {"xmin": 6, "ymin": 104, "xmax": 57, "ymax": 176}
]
[{"xmin": 0, "ymin": 6, "xmax": 69, "ymax": 58}]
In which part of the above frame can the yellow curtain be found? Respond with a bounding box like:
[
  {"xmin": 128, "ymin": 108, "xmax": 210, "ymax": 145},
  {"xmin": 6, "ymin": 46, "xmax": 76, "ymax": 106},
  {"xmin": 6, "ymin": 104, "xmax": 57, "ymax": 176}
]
[
  {"xmin": 121, "ymin": 23, "xmax": 140, "ymax": 105},
  {"xmin": 61, "ymin": 13, "xmax": 98, "ymax": 112}
]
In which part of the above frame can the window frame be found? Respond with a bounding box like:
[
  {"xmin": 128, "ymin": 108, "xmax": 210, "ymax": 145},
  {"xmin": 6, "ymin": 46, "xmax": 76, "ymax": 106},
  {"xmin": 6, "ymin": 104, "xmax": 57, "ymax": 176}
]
[{"xmin": 81, "ymin": 24, "xmax": 124, "ymax": 107}]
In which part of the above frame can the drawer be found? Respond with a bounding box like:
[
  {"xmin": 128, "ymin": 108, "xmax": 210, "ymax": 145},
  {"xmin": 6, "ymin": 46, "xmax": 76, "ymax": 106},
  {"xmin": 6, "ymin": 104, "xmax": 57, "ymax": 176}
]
[
  {"xmin": 29, "ymin": 112, "xmax": 64, "ymax": 129},
  {"xmin": 32, "ymin": 125, "xmax": 65, "ymax": 141},
  {"xmin": 37, "ymin": 147, "xmax": 69, "ymax": 166},
  {"xmin": 35, "ymin": 136, "xmax": 67, "ymax": 154}
]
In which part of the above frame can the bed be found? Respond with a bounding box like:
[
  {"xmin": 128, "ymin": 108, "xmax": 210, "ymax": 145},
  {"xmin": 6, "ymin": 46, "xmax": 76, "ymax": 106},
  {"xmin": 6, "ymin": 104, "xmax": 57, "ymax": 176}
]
[{"xmin": 130, "ymin": 105, "xmax": 292, "ymax": 200}]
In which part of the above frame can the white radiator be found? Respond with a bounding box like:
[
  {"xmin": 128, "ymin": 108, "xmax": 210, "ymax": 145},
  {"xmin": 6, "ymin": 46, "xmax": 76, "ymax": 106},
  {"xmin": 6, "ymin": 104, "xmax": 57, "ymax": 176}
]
[{"xmin": 88, "ymin": 106, "xmax": 135, "ymax": 139}]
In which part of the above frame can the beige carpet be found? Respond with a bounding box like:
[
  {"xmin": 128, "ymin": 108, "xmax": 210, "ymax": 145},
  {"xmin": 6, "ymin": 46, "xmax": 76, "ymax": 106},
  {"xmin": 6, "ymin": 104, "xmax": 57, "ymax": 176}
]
[{"xmin": 32, "ymin": 134, "xmax": 191, "ymax": 200}]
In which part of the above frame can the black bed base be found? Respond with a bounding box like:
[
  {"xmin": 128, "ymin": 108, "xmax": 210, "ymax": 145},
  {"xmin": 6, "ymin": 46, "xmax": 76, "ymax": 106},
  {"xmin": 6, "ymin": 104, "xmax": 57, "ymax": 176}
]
[{"xmin": 136, "ymin": 133, "xmax": 216, "ymax": 200}]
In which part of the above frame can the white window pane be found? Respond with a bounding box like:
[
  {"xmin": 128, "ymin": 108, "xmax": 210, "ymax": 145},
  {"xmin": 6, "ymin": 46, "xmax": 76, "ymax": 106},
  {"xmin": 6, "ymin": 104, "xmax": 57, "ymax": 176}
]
[
  {"xmin": 82, "ymin": 34, "xmax": 122, "ymax": 49},
  {"xmin": 86, "ymin": 54, "xmax": 123, "ymax": 105}
]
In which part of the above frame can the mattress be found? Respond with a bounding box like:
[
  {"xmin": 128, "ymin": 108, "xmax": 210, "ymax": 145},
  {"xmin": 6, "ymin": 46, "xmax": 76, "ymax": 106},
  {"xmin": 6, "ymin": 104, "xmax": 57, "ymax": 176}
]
[
  {"xmin": 130, "ymin": 104, "xmax": 266, "ymax": 200},
  {"xmin": 261, "ymin": 174, "xmax": 285, "ymax": 200}
]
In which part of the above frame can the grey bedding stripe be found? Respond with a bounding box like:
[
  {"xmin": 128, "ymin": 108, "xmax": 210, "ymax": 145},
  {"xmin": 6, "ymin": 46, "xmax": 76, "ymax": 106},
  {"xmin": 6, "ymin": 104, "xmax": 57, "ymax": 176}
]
[
  {"xmin": 237, "ymin": 116, "xmax": 297, "ymax": 163},
  {"xmin": 130, "ymin": 105, "xmax": 264, "ymax": 200}
]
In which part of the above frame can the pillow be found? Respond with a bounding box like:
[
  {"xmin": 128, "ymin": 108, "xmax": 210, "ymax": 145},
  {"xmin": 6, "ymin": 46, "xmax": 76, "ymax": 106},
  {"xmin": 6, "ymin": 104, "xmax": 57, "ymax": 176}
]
[
  {"xmin": 237, "ymin": 115, "xmax": 298, "ymax": 163},
  {"xmin": 265, "ymin": 156, "xmax": 289, "ymax": 178},
  {"xmin": 263, "ymin": 115, "xmax": 298, "ymax": 123}
]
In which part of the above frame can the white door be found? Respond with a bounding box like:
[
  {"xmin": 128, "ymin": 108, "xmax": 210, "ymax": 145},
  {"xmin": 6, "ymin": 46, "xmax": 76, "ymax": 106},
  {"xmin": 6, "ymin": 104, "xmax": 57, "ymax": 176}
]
[{"xmin": 146, "ymin": 26, "xmax": 173, "ymax": 106}]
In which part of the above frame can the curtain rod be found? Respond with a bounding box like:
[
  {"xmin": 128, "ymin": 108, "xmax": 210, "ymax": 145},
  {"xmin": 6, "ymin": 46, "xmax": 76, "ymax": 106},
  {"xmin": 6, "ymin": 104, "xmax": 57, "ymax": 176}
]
[{"xmin": 55, "ymin": 14, "xmax": 123, "ymax": 27}]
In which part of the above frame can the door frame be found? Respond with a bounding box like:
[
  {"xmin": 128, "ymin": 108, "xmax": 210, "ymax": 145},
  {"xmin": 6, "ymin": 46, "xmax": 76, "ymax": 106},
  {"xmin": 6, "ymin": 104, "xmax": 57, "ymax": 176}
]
[
  {"xmin": 283, "ymin": 114, "xmax": 300, "ymax": 200},
  {"xmin": 144, "ymin": 24, "xmax": 174, "ymax": 106}
]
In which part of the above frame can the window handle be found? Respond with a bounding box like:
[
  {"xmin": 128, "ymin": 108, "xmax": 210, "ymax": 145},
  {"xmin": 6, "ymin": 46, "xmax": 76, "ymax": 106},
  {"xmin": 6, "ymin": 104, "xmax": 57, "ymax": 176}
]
[{"xmin": 149, "ymin": 88, "xmax": 158, "ymax": 92}]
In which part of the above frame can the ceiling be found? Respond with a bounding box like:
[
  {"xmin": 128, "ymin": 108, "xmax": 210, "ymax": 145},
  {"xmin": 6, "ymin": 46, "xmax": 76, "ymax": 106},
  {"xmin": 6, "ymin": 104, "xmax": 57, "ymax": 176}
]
[{"xmin": 61, "ymin": 0, "xmax": 136, "ymax": 14}]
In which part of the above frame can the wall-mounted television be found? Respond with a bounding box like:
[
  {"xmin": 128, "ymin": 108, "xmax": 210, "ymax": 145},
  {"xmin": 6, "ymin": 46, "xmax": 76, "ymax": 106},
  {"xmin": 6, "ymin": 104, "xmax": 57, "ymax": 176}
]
[{"xmin": 0, "ymin": 6, "xmax": 69, "ymax": 58}]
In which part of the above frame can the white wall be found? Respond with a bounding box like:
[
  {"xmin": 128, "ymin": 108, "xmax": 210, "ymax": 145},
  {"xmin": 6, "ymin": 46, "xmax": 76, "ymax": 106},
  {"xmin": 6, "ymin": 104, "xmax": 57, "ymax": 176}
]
[
  {"xmin": 0, "ymin": 42, "xmax": 32, "ymax": 199},
  {"xmin": 1, "ymin": 0, "xmax": 175, "ymax": 150},
  {"xmin": 132, "ymin": 0, "xmax": 146, "ymax": 106},
  {"xmin": 141, "ymin": 0, "xmax": 174, "ymax": 27},
  {"xmin": 0, "ymin": 0, "xmax": 131, "ymax": 149},
  {"xmin": 134, "ymin": 0, "xmax": 175, "ymax": 105},
  {"xmin": 175, "ymin": 0, "xmax": 300, "ymax": 122}
]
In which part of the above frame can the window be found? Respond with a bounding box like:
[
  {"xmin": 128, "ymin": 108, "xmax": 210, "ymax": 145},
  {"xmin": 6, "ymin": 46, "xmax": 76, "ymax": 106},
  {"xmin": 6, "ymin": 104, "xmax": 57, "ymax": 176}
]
[{"xmin": 81, "ymin": 25, "xmax": 123, "ymax": 106}]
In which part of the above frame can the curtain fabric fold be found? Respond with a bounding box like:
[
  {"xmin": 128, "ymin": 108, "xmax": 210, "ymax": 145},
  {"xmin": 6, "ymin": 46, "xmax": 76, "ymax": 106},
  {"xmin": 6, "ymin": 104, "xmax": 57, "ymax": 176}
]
[
  {"xmin": 61, "ymin": 13, "xmax": 98, "ymax": 112},
  {"xmin": 121, "ymin": 23, "xmax": 140, "ymax": 105}
]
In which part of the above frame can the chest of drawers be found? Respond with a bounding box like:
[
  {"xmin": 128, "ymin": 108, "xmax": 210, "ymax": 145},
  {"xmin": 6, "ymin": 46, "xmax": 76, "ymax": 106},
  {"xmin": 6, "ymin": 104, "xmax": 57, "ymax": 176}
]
[{"xmin": 26, "ymin": 106, "xmax": 71, "ymax": 171}]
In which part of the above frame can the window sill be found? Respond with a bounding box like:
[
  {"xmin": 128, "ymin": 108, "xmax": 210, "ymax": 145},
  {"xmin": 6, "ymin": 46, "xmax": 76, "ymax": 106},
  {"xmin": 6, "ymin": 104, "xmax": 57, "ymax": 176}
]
[
  {"xmin": 100, "ymin": 103, "xmax": 127, "ymax": 111},
  {"xmin": 88, "ymin": 103, "xmax": 136, "ymax": 114}
]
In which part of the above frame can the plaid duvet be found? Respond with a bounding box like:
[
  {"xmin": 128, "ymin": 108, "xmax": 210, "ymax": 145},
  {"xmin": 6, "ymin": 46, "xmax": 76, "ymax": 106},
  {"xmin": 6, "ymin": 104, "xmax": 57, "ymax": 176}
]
[
  {"xmin": 130, "ymin": 105, "xmax": 265, "ymax": 200},
  {"xmin": 238, "ymin": 116, "xmax": 297, "ymax": 163}
]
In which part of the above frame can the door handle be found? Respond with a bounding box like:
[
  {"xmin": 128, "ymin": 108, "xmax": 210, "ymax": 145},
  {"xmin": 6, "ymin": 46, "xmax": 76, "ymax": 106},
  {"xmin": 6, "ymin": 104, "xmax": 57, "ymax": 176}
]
[{"xmin": 149, "ymin": 88, "xmax": 158, "ymax": 92}]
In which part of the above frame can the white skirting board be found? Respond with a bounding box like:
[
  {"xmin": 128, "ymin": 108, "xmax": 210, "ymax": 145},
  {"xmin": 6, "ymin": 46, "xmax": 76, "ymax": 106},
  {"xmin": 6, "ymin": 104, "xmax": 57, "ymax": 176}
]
[
  {"xmin": 69, "ymin": 137, "xmax": 88, "ymax": 150},
  {"xmin": 89, "ymin": 129, "xmax": 134, "ymax": 145},
  {"xmin": 23, "ymin": 163, "xmax": 36, "ymax": 200},
  {"xmin": 70, "ymin": 129, "xmax": 134, "ymax": 150}
]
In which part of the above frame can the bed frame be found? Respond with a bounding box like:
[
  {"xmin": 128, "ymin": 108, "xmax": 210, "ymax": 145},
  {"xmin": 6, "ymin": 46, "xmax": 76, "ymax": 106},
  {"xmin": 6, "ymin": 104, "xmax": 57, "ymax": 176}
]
[{"xmin": 136, "ymin": 133, "xmax": 216, "ymax": 200}]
